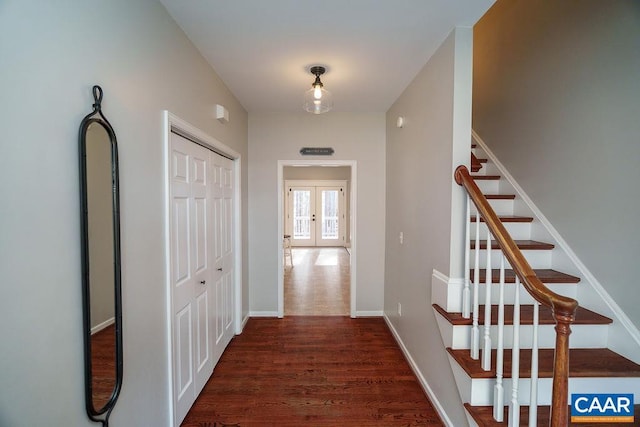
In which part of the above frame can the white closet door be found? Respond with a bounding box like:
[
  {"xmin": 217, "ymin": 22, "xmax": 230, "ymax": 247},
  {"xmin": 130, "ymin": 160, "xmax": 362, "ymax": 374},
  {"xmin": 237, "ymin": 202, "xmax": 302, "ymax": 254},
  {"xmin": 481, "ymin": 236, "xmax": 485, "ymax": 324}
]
[
  {"xmin": 170, "ymin": 133, "xmax": 214, "ymax": 425},
  {"xmin": 211, "ymin": 152, "xmax": 235, "ymax": 364}
]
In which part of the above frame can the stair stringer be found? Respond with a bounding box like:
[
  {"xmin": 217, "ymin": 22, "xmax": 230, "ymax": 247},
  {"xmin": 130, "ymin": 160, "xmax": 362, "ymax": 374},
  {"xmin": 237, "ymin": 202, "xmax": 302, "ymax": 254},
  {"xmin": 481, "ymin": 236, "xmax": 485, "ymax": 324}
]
[{"xmin": 472, "ymin": 129, "xmax": 640, "ymax": 365}]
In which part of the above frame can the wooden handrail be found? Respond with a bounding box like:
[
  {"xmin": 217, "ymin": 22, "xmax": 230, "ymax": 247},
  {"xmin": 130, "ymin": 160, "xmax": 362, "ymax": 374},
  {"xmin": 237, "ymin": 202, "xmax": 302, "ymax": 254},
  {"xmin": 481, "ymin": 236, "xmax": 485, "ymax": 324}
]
[{"xmin": 455, "ymin": 165, "xmax": 578, "ymax": 426}]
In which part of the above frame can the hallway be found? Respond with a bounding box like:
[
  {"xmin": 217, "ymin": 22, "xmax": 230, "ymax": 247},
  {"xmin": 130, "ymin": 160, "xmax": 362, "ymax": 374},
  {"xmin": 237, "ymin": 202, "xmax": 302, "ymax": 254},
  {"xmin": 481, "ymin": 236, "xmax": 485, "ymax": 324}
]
[
  {"xmin": 181, "ymin": 316, "xmax": 444, "ymax": 426},
  {"xmin": 284, "ymin": 247, "xmax": 350, "ymax": 316}
]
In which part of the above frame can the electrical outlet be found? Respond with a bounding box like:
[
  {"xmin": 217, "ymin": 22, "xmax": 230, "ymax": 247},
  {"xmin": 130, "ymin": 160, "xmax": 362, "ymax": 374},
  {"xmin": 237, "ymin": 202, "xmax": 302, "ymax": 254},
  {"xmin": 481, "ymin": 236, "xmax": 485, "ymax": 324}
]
[
  {"xmin": 398, "ymin": 302, "xmax": 402, "ymax": 317},
  {"xmin": 399, "ymin": 231, "xmax": 404, "ymax": 245}
]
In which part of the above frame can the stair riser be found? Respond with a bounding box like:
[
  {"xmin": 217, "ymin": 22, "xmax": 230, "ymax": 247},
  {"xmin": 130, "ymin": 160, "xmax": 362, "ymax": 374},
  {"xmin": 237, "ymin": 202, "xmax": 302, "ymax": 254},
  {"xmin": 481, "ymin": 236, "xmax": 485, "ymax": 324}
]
[
  {"xmin": 473, "ymin": 179, "xmax": 501, "ymax": 194},
  {"xmin": 471, "ymin": 146, "xmax": 487, "ymax": 159},
  {"xmin": 445, "ymin": 324, "xmax": 609, "ymax": 350},
  {"xmin": 473, "ymin": 249, "xmax": 552, "ymax": 269},
  {"xmin": 470, "ymin": 222, "xmax": 532, "ymax": 240},
  {"xmin": 430, "ymin": 277, "xmax": 577, "ymax": 313},
  {"xmin": 470, "ymin": 199, "xmax": 515, "ymax": 216},
  {"xmin": 450, "ymin": 357, "xmax": 640, "ymax": 406},
  {"xmin": 461, "ymin": 376, "xmax": 640, "ymax": 406},
  {"xmin": 474, "ymin": 283, "xmax": 578, "ymax": 307}
]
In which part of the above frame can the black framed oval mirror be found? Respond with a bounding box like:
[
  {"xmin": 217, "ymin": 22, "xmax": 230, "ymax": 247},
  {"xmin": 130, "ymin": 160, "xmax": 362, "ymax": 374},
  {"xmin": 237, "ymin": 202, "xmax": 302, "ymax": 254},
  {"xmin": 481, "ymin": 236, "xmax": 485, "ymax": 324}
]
[{"xmin": 79, "ymin": 85, "xmax": 123, "ymax": 427}]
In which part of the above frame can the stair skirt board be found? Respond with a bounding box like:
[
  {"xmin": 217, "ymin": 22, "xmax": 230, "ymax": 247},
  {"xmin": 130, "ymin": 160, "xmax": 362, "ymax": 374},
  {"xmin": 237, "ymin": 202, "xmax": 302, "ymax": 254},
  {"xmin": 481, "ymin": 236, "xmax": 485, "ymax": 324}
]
[
  {"xmin": 434, "ymin": 310, "xmax": 609, "ymax": 350},
  {"xmin": 447, "ymin": 353, "xmax": 640, "ymax": 406}
]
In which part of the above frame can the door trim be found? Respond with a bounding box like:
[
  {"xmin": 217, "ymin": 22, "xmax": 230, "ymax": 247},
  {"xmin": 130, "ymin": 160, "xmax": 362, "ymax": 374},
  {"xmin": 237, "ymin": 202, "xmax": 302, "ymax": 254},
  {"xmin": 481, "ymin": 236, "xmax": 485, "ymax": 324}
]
[
  {"xmin": 163, "ymin": 111, "xmax": 243, "ymax": 425},
  {"xmin": 277, "ymin": 160, "xmax": 357, "ymax": 318}
]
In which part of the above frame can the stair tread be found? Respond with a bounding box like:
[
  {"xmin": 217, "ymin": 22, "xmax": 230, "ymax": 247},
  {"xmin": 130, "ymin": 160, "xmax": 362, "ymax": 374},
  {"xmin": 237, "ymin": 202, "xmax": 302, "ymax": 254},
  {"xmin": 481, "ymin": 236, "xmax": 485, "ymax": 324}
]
[
  {"xmin": 470, "ymin": 240, "xmax": 554, "ymax": 250},
  {"xmin": 471, "ymin": 269, "xmax": 581, "ymax": 284},
  {"xmin": 447, "ymin": 348, "xmax": 640, "ymax": 379},
  {"xmin": 472, "ymin": 174, "xmax": 501, "ymax": 180},
  {"xmin": 464, "ymin": 403, "xmax": 640, "ymax": 427},
  {"xmin": 485, "ymin": 194, "xmax": 515, "ymax": 199},
  {"xmin": 433, "ymin": 304, "xmax": 612, "ymax": 326},
  {"xmin": 471, "ymin": 215, "xmax": 533, "ymax": 223}
]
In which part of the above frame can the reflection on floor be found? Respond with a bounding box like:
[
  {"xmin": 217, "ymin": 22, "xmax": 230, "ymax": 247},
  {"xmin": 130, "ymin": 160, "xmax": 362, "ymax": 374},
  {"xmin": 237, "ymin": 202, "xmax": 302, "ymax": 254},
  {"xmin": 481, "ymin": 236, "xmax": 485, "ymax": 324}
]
[{"xmin": 284, "ymin": 247, "xmax": 350, "ymax": 316}]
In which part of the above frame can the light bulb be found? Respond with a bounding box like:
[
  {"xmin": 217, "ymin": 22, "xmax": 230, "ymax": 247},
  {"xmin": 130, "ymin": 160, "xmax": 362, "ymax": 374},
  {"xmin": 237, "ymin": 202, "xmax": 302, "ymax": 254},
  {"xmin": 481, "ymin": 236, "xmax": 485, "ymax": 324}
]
[{"xmin": 313, "ymin": 85, "xmax": 322, "ymax": 100}]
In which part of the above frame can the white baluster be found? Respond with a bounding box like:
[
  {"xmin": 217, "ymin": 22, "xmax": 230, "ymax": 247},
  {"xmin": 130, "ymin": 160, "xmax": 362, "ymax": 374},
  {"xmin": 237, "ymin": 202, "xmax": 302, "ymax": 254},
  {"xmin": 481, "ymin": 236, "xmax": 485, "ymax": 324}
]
[
  {"xmin": 471, "ymin": 211, "xmax": 481, "ymax": 360},
  {"xmin": 508, "ymin": 277, "xmax": 521, "ymax": 427},
  {"xmin": 462, "ymin": 195, "xmax": 471, "ymax": 318},
  {"xmin": 529, "ymin": 301, "xmax": 540, "ymax": 426},
  {"xmin": 493, "ymin": 254, "xmax": 506, "ymax": 421},
  {"xmin": 482, "ymin": 230, "xmax": 492, "ymax": 371}
]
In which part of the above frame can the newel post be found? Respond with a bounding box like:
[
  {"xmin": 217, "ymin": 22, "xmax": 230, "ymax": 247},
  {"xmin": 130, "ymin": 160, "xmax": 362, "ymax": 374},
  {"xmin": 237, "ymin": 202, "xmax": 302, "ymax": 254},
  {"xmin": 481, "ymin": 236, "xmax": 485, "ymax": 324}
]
[{"xmin": 550, "ymin": 307, "xmax": 576, "ymax": 427}]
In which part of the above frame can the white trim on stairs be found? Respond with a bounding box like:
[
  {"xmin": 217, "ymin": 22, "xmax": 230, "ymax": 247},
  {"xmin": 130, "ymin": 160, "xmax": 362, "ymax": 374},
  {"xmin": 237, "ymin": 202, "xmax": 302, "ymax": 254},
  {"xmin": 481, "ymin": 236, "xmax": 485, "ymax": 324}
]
[{"xmin": 472, "ymin": 129, "xmax": 640, "ymax": 358}]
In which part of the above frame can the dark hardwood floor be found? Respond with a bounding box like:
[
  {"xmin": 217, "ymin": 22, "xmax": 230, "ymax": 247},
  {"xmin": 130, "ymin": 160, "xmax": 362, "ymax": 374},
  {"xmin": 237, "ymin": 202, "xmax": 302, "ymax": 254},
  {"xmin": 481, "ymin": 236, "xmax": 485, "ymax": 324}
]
[
  {"xmin": 181, "ymin": 317, "xmax": 444, "ymax": 426},
  {"xmin": 91, "ymin": 323, "xmax": 116, "ymax": 410}
]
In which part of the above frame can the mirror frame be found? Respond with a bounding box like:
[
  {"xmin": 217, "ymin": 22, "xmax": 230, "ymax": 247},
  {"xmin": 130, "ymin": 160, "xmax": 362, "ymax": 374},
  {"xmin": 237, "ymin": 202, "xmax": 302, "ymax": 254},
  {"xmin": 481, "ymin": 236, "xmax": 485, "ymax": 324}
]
[{"xmin": 79, "ymin": 85, "xmax": 123, "ymax": 427}]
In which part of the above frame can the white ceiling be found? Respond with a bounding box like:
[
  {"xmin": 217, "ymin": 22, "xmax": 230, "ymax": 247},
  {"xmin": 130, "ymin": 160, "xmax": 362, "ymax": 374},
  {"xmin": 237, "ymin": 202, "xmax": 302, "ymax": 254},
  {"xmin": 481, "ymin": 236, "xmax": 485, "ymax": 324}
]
[{"xmin": 159, "ymin": 0, "xmax": 494, "ymax": 113}]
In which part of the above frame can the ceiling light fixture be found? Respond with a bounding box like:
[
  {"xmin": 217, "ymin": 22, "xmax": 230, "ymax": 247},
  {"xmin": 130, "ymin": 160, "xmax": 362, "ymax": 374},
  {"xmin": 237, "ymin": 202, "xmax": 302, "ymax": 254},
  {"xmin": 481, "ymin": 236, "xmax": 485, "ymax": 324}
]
[{"xmin": 303, "ymin": 65, "xmax": 333, "ymax": 114}]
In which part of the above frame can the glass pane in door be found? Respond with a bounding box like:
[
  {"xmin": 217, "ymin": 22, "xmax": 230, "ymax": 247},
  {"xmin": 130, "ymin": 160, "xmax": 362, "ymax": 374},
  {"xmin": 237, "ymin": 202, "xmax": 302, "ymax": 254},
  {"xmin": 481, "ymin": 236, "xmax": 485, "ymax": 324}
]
[
  {"xmin": 292, "ymin": 190, "xmax": 311, "ymax": 240},
  {"xmin": 321, "ymin": 190, "xmax": 339, "ymax": 239}
]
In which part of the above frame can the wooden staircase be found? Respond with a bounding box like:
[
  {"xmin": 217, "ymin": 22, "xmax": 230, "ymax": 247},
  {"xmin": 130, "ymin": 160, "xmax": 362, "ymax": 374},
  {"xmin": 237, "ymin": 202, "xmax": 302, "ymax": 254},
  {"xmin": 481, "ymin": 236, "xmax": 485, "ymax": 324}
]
[{"xmin": 433, "ymin": 141, "xmax": 640, "ymax": 426}]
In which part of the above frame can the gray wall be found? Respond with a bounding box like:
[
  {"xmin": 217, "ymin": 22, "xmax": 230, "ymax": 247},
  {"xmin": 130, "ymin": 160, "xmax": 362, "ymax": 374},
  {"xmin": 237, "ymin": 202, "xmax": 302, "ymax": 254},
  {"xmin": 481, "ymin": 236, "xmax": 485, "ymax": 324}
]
[
  {"xmin": 385, "ymin": 28, "xmax": 473, "ymax": 427},
  {"xmin": 283, "ymin": 166, "xmax": 351, "ymax": 181},
  {"xmin": 0, "ymin": 2, "xmax": 248, "ymax": 426},
  {"xmin": 473, "ymin": 0, "xmax": 640, "ymax": 326}
]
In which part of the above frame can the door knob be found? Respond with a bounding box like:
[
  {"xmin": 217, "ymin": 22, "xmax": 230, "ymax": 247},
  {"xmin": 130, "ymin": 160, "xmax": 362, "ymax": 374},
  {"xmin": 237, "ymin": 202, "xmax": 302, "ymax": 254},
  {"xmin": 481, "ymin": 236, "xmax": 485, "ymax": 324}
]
[
  {"xmin": 217, "ymin": 268, "xmax": 223, "ymax": 271},
  {"xmin": 200, "ymin": 280, "xmax": 206, "ymax": 284}
]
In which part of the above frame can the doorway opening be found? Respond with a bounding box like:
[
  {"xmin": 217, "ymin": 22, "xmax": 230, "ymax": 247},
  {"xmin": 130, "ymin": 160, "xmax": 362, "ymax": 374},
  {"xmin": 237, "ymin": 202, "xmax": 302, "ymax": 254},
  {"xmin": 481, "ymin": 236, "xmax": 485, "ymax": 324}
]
[{"xmin": 277, "ymin": 161, "xmax": 357, "ymax": 318}]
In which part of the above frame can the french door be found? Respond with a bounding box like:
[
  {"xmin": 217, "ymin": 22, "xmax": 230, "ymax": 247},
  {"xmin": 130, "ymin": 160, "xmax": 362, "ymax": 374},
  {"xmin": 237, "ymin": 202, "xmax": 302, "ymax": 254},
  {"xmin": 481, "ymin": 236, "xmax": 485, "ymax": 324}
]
[{"xmin": 286, "ymin": 183, "xmax": 345, "ymax": 247}]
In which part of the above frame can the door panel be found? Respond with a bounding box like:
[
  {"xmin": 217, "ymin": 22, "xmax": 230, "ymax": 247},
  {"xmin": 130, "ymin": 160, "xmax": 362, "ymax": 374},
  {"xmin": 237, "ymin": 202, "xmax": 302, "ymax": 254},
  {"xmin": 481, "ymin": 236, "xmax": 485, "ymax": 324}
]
[
  {"xmin": 288, "ymin": 187, "xmax": 315, "ymax": 246},
  {"xmin": 315, "ymin": 187, "xmax": 343, "ymax": 247},
  {"xmin": 170, "ymin": 133, "xmax": 214, "ymax": 425},
  {"xmin": 211, "ymin": 153, "xmax": 235, "ymax": 364}
]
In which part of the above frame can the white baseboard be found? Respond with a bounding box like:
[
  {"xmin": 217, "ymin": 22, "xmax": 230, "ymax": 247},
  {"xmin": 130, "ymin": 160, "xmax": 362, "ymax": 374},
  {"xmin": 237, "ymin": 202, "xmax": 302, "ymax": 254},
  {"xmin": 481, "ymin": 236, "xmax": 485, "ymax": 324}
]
[
  {"xmin": 91, "ymin": 317, "xmax": 114, "ymax": 335},
  {"xmin": 383, "ymin": 314, "xmax": 455, "ymax": 427},
  {"xmin": 355, "ymin": 310, "xmax": 384, "ymax": 317},
  {"xmin": 241, "ymin": 313, "xmax": 250, "ymax": 331},
  {"xmin": 249, "ymin": 311, "xmax": 279, "ymax": 318}
]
